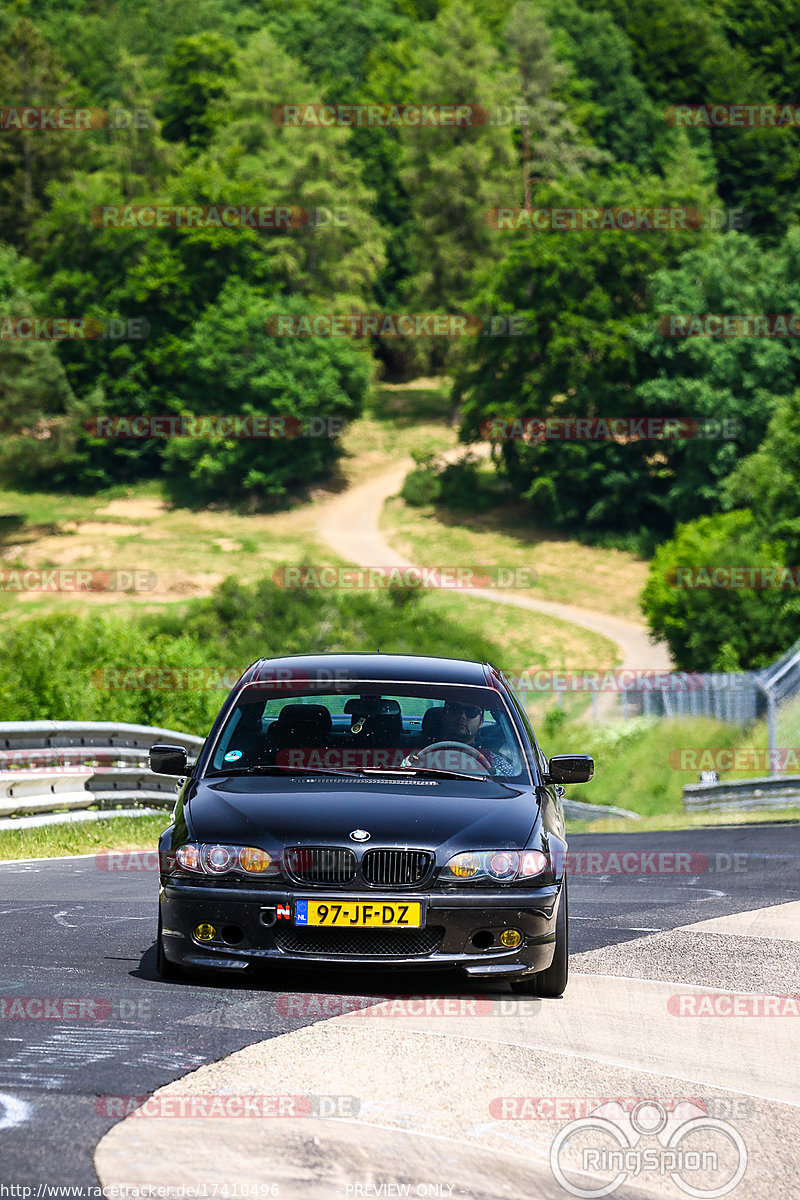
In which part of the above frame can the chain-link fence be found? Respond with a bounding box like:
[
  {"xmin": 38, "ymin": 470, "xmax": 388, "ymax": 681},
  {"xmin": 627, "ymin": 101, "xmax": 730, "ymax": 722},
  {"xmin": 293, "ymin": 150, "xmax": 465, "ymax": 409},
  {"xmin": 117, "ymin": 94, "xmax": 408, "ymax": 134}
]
[{"xmin": 618, "ymin": 638, "xmax": 800, "ymax": 777}]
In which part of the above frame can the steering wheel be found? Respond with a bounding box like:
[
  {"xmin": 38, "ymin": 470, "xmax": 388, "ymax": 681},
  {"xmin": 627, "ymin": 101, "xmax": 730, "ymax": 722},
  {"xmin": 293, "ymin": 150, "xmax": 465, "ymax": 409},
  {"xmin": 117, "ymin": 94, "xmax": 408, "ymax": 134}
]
[{"xmin": 402, "ymin": 740, "xmax": 493, "ymax": 773}]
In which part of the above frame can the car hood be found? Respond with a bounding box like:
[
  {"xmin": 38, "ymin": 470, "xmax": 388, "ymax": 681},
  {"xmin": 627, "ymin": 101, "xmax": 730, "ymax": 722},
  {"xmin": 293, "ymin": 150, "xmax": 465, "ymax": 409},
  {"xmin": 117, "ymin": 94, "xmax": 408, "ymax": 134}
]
[{"xmin": 185, "ymin": 774, "xmax": 539, "ymax": 851}]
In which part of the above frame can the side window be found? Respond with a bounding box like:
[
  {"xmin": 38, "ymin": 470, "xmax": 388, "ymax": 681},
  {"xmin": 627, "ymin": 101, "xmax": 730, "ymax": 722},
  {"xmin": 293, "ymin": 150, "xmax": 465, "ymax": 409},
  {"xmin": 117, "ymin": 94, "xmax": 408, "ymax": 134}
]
[{"xmin": 499, "ymin": 674, "xmax": 543, "ymax": 780}]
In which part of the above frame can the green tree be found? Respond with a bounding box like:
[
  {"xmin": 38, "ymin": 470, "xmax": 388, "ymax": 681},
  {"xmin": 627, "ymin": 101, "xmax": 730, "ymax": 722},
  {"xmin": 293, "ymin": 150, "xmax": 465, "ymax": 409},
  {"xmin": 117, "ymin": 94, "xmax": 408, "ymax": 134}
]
[
  {"xmin": 454, "ymin": 153, "xmax": 719, "ymax": 536},
  {"xmin": 503, "ymin": 1, "xmax": 603, "ymax": 210},
  {"xmin": 640, "ymin": 510, "xmax": 800, "ymax": 670},
  {"xmin": 544, "ymin": 0, "xmax": 668, "ymax": 172},
  {"xmin": 160, "ymin": 280, "xmax": 373, "ymax": 508},
  {"xmin": 631, "ymin": 227, "xmax": 800, "ymax": 525},
  {"xmin": 184, "ymin": 27, "xmax": 387, "ymax": 305},
  {"xmin": 398, "ymin": 2, "xmax": 516, "ymax": 313},
  {"xmin": 0, "ymin": 19, "xmax": 86, "ymax": 249},
  {"xmin": 724, "ymin": 390, "xmax": 800, "ymax": 562},
  {"xmin": 0, "ymin": 243, "xmax": 73, "ymax": 428},
  {"xmin": 159, "ymin": 33, "xmax": 238, "ymax": 147}
]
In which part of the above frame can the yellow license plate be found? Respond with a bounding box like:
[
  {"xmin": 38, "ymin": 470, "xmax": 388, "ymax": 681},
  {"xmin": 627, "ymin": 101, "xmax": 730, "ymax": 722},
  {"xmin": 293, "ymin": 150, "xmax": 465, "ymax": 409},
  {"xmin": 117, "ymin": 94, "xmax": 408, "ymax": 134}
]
[{"xmin": 295, "ymin": 900, "xmax": 423, "ymax": 928}]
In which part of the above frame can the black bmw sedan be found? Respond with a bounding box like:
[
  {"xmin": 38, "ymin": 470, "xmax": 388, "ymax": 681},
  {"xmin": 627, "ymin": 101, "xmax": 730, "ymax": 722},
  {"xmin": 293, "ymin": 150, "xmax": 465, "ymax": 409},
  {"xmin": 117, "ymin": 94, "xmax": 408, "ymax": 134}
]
[{"xmin": 151, "ymin": 653, "xmax": 593, "ymax": 996}]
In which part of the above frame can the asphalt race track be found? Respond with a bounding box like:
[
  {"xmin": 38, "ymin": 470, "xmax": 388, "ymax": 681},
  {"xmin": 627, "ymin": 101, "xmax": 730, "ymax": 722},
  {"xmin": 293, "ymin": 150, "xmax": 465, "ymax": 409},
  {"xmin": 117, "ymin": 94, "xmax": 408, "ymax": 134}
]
[{"xmin": 1, "ymin": 824, "xmax": 798, "ymax": 1198}]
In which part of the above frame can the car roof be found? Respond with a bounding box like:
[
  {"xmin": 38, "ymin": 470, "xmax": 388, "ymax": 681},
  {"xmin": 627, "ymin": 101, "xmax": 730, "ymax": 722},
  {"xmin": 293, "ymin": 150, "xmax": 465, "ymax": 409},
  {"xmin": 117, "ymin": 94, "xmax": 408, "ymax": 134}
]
[{"xmin": 240, "ymin": 652, "xmax": 497, "ymax": 688}]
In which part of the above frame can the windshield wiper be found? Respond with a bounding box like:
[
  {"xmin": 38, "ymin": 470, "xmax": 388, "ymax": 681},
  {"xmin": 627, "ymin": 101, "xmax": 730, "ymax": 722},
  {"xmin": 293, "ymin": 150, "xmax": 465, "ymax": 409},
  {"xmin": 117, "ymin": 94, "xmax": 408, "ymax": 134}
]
[{"xmin": 359, "ymin": 766, "xmax": 488, "ymax": 782}]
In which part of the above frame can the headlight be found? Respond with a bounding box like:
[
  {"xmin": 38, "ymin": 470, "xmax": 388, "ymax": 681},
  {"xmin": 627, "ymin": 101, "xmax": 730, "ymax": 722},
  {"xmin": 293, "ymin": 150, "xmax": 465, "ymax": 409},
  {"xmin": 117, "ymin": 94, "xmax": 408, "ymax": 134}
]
[
  {"xmin": 171, "ymin": 843, "xmax": 280, "ymax": 878},
  {"xmin": 441, "ymin": 849, "xmax": 549, "ymax": 883},
  {"xmin": 202, "ymin": 844, "xmax": 235, "ymax": 874}
]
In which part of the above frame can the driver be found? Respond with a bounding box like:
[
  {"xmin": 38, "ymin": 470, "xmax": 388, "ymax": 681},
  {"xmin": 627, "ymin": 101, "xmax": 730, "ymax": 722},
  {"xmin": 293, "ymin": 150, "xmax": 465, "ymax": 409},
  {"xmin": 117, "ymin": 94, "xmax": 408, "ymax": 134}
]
[{"xmin": 437, "ymin": 701, "xmax": 516, "ymax": 776}]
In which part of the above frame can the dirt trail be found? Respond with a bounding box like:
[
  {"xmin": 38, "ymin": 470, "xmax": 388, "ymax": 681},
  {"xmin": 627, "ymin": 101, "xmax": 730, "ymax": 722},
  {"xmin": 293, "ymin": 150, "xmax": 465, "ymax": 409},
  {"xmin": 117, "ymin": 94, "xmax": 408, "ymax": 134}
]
[{"xmin": 316, "ymin": 455, "xmax": 672, "ymax": 672}]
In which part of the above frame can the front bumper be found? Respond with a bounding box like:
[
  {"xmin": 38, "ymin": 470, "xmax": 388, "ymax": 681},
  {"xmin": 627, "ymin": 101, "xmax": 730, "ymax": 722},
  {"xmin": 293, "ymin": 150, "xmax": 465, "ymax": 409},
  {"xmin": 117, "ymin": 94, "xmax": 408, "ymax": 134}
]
[{"xmin": 159, "ymin": 881, "xmax": 561, "ymax": 978}]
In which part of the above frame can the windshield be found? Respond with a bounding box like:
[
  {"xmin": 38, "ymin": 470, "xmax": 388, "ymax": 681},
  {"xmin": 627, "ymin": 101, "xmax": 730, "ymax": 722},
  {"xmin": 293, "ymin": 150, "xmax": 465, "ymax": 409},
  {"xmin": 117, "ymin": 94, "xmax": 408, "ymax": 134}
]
[{"xmin": 206, "ymin": 682, "xmax": 531, "ymax": 783}]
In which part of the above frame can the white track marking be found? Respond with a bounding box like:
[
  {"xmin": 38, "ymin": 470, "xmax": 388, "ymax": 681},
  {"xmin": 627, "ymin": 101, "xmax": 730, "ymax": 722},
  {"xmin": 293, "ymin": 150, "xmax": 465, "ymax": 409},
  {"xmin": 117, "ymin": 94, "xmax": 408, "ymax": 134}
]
[
  {"xmin": 0, "ymin": 1091, "xmax": 32, "ymax": 1130},
  {"xmin": 53, "ymin": 908, "xmax": 82, "ymax": 928}
]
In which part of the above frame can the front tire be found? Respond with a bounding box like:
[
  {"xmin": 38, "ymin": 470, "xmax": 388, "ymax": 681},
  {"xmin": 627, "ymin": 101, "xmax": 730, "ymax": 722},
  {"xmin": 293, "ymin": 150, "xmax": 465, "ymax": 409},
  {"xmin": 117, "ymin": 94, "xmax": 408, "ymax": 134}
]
[
  {"xmin": 510, "ymin": 875, "xmax": 568, "ymax": 998},
  {"xmin": 156, "ymin": 909, "xmax": 182, "ymax": 981}
]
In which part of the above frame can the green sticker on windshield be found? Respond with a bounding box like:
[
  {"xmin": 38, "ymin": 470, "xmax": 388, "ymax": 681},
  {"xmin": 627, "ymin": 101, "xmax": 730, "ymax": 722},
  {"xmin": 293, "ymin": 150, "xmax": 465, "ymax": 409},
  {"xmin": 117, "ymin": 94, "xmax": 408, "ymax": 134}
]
[{"xmin": 224, "ymin": 750, "xmax": 243, "ymax": 761}]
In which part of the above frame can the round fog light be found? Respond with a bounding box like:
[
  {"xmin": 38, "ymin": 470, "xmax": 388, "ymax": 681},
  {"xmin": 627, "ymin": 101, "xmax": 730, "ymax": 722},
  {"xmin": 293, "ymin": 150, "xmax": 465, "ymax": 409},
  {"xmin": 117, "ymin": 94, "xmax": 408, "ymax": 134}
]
[
  {"xmin": 499, "ymin": 929, "xmax": 522, "ymax": 948},
  {"xmin": 194, "ymin": 923, "xmax": 216, "ymax": 942}
]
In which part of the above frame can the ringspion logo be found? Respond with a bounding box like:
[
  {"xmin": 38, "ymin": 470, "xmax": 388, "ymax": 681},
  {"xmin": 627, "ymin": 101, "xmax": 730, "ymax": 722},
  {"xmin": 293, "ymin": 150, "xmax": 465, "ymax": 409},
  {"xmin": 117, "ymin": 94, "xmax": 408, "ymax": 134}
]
[{"xmin": 548, "ymin": 1099, "xmax": 747, "ymax": 1197}]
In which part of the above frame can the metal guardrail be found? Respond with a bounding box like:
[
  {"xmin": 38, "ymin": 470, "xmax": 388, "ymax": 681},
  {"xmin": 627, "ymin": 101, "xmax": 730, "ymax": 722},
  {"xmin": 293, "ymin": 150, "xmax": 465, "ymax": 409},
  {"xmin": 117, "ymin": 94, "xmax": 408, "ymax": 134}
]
[
  {"xmin": 0, "ymin": 722, "xmax": 203, "ymax": 820},
  {"xmin": 0, "ymin": 771, "xmax": 93, "ymax": 818},
  {"xmin": 683, "ymin": 774, "xmax": 800, "ymax": 812},
  {"xmin": 0, "ymin": 721, "xmax": 204, "ymax": 753}
]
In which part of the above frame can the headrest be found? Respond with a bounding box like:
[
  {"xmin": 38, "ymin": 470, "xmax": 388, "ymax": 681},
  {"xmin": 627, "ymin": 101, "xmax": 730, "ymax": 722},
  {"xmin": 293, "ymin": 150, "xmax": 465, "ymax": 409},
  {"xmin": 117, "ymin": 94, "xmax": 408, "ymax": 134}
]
[
  {"xmin": 421, "ymin": 706, "xmax": 448, "ymax": 736},
  {"xmin": 275, "ymin": 704, "xmax": 332, "ymax": 731}
]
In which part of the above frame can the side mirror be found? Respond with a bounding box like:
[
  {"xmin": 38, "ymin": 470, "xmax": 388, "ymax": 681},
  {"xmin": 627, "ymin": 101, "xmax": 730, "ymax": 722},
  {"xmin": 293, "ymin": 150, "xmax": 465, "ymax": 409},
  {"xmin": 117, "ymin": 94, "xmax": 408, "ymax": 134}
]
[
  {"xmin": 546, "ymin": 754, "xmax": 594, "ymax": 784},
  {"xmin": 149, "ymin": 744, "xmax": 189, "ymax": 776}
]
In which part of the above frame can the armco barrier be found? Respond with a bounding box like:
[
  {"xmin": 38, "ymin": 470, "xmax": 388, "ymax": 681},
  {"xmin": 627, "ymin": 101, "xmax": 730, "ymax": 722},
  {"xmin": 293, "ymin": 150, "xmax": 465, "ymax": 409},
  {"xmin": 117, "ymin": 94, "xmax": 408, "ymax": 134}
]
[
  {"xmin": 0, "ymin": 771, "xmax": 94, "ymax": 818},
  {"xmin": 683, "ymin": 774, "xmax": 800, "ymax": 811},
  {"xmin": 0, "ymin": 720, "xmax": 204, "ymax": 754},
  {"xmin": 0, "ymin": 721, "xmax": 203, "ymax": 819}
]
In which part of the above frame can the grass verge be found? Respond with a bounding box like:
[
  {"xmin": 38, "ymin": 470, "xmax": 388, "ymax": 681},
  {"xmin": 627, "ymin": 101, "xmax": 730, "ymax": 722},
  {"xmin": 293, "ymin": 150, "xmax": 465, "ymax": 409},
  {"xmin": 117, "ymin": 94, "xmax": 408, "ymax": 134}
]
[
  {"xmin": 0, "ymin": 814, "xmax": 171, "ymax": 861},
  {"xmin": 381, "ymin": 488, "xmax": 650, "ymax": 625},
  {"xmin": 566, "ymin": 808, "xmax": 800, "ymax": 834}
]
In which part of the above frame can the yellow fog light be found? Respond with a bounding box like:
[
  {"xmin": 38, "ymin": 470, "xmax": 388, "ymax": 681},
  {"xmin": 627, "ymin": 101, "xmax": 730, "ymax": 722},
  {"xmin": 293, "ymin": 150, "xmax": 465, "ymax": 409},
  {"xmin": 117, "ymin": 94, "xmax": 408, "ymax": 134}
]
[
  {"xmin": 194, "ymin": 923, "xmax": 216, "ymax": 942},
  {"xmin": 499, "ymin": 929, "xmax": 522, "ymax": 948}
]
